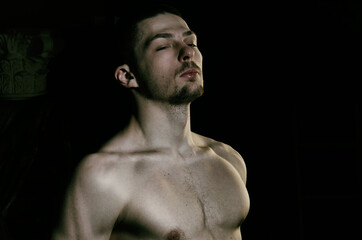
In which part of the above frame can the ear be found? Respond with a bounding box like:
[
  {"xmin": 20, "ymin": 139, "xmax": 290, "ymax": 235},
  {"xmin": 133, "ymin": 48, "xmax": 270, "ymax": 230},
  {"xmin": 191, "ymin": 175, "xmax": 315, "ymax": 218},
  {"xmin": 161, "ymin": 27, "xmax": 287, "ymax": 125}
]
[{"xmin": 114, "ymin": 64, "xmax": 139, "ymax": 88}]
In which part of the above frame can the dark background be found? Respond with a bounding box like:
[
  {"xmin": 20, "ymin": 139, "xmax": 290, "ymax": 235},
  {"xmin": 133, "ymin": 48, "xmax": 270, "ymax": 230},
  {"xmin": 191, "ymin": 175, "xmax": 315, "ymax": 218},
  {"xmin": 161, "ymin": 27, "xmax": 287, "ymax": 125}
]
[{"xmin": 1, "ymin": 0, "xmax": 362, "ymax": 239}]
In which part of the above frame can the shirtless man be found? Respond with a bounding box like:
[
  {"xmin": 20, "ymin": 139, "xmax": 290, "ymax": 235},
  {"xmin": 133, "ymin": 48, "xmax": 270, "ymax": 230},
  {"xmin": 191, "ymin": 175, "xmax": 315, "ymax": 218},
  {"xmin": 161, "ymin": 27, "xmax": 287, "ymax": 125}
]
[{"xmin": 52, "ymin": 4, "xmax": 249, "ymax": 240}]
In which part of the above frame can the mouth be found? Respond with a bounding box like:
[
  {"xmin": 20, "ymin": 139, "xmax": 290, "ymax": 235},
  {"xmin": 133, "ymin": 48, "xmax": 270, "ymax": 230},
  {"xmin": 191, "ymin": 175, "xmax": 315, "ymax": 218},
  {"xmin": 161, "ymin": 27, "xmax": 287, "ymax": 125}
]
[{"xmin": 179, "ymin": 68, "xmax": 200, "ymax": 79}]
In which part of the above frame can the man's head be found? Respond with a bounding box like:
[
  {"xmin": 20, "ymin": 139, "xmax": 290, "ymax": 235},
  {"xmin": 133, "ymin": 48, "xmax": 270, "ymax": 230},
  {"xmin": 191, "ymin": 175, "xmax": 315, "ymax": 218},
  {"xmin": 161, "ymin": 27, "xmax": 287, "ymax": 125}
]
[{"xmin": 114, "ymin": 4, "xmax": 204, "ymax": 105}]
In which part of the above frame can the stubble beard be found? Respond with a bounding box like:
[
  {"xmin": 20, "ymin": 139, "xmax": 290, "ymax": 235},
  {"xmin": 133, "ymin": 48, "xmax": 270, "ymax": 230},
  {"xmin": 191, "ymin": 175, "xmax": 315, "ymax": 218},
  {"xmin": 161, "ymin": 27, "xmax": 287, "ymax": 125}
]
[
  {"xmin": 169, "ymin": 62, "xmax": 203, "ymax": 105},
  {"xmin": 168, "ymin": 84, "xmax": 204, "ymax": 105}
]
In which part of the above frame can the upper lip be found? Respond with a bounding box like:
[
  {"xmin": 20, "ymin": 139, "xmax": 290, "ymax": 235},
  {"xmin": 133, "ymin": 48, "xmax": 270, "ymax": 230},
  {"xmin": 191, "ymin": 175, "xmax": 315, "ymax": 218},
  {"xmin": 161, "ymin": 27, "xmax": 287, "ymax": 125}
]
[{"xmin": 180, "ymin": 68, "xmax": 200, "ymax": 77}]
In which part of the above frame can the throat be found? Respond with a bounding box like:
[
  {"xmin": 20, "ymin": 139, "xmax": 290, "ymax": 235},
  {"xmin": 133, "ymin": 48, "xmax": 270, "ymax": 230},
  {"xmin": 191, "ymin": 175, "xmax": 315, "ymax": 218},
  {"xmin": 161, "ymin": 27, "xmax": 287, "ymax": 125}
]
[{"xmin": 130, "ymin": 108, "xmax": 194, "ymax": 151}]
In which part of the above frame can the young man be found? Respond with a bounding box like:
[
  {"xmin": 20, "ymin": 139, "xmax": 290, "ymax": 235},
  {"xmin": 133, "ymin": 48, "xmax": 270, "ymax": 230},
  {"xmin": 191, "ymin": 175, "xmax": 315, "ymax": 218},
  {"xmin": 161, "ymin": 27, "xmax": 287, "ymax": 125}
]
[{"xmin": 52, "ymin": 4, "xmax": 249, "ymax": 240}]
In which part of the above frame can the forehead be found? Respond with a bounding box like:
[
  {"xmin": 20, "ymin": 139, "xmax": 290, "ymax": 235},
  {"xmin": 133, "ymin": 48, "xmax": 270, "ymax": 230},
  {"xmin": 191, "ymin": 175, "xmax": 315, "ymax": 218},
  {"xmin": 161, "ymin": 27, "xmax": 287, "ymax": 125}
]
[{"xmin": 136, "ymin": 13, "xmax": 191, "ymax": 42}]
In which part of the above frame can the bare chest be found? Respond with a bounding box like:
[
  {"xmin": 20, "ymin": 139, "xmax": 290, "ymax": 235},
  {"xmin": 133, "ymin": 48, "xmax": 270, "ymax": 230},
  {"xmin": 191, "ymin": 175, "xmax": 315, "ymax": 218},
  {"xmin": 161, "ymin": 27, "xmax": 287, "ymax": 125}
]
[{"xmin": 113, "ymin": 154, "xmax": 249, "ymax": 239}]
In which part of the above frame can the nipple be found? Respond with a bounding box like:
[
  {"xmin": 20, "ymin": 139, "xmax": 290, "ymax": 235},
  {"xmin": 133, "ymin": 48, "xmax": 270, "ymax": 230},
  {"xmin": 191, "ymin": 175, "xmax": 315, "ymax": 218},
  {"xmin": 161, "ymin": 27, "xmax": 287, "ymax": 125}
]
[{"xmin": 166, "ymin": 229, "xmax": 183, "ymax": 240}]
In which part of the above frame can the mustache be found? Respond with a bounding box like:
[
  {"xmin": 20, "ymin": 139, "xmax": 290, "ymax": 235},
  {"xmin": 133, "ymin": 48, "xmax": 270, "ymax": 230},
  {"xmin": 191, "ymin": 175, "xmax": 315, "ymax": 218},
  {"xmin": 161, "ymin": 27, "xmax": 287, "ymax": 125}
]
[{"xmin": 176, "ymin": 62, "xmax": 202, "ymax": 76}]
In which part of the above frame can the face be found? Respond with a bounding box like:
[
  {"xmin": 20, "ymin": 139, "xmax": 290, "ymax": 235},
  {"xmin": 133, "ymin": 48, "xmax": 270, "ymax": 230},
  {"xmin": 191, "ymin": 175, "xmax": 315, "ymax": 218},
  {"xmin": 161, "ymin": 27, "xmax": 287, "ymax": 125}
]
[{"xmin": 134, "ymin": 13, "xmax": 203, "ymax": 104}]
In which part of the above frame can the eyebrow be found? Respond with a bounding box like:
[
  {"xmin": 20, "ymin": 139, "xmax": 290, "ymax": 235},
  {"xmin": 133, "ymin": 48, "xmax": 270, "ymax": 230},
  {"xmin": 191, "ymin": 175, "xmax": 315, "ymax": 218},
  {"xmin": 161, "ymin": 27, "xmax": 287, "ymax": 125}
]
[{"xmin": 145, "ymin": 30, "xmax": 196, "ymax": 47}]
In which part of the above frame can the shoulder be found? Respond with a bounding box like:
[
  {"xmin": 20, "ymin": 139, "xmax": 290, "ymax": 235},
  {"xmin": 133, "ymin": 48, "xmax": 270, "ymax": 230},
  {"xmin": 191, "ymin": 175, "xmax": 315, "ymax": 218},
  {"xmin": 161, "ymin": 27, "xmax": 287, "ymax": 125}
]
[
  {"xmin": 54, "ymin": 153, "xmax": 133, "ymax": 238},
  {"xmin": 193, "ymin": 133, "xmax": 247, "ymax": 184},
  {"xmin": 76, "ymin": 153, "xmax": 125, "ymax": 181},
  {"xmin": 67, "ymin": 153, "xmax": 135, "ymax": 222},
  {"xmin": 71, "ymin": 152, "xmax": 135, "ymax": 201}
]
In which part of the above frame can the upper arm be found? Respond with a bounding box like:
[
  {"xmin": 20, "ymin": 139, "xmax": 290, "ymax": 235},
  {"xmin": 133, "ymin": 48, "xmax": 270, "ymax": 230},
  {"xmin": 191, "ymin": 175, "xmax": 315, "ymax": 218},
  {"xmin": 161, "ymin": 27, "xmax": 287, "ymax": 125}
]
[{"xmin": 53, "ymin": 154, "xmax": 128, "ymax": 240}]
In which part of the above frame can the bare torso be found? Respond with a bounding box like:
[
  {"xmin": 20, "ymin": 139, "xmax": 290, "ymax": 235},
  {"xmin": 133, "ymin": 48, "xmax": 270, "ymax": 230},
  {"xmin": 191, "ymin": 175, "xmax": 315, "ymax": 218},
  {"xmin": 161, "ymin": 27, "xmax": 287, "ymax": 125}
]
[
  {"xmin": 52, "ymin": 132, "xmax": 249, "ymax": 240},
  {"xmin": 100, "ymin": 133, "xmax": 250, "ymax": 240}
]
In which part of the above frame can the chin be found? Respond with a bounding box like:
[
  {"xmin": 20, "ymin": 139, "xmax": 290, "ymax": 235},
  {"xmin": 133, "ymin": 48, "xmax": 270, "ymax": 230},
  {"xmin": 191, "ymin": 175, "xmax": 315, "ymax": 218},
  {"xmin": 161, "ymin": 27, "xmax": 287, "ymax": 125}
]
[{"xmin": 169, "ymin": 85, "xmax": 204, "ymax": 105}]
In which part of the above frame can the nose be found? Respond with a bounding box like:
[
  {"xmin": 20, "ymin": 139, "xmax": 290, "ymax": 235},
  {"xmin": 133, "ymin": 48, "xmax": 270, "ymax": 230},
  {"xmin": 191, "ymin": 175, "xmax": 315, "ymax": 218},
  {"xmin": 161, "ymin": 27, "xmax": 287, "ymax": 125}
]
[{"xmin": 178, "ymin": 44, "xmax": 195, "ymax": 62}]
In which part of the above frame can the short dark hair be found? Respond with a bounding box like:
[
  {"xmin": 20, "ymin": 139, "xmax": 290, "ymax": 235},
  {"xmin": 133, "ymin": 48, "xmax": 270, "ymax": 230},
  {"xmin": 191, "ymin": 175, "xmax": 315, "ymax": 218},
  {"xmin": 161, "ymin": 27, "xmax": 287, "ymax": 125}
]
[{"xmin": 112, "ymin": 3, "xmax": 182, "ymax": 70}]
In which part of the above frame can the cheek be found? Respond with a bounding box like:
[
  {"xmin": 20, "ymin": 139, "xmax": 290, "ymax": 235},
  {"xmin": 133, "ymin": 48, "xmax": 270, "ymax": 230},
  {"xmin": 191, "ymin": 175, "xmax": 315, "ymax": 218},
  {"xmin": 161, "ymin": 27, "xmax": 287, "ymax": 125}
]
[
  {"xmin": 141, "ymin": 54, "xmax": 167, "ymax": 77},
  {"xmin": 196, "ymin": 50, "xmax": 202, "ymax": 63},
  {"xmin": 143, "ymin": 55, "xmax": 176, "ymax": 91},
  {"xmin": 196, "ymin": 50, "xmax": 203, "ymax": 65},
  {"xmin": 151, "ymin": 54, "xmax": 177, "ymax": 77}
]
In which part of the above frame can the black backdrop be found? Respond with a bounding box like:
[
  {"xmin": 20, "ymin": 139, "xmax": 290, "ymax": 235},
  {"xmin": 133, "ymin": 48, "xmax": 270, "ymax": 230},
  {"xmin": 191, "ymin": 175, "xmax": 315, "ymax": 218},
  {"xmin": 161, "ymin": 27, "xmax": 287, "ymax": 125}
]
[{"xmin": 1, "ymin": 0, "xmax": 362, "ymax": 240}]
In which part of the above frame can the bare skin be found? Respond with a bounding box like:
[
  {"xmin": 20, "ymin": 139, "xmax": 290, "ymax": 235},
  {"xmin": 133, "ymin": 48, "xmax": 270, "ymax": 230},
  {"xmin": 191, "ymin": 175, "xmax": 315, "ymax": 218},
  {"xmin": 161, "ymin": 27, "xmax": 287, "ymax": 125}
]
[{"xmin": 52, "ymin": 13, "xmax": 249, "ymax": 240}]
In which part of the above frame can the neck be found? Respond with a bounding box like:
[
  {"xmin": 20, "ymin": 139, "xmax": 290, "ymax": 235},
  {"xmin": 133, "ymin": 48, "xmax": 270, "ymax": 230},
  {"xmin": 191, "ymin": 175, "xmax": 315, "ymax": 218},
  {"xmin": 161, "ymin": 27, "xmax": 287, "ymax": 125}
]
[{"xmin": 129, "ymin": 98, "xmax": 194, "ymax": 152}]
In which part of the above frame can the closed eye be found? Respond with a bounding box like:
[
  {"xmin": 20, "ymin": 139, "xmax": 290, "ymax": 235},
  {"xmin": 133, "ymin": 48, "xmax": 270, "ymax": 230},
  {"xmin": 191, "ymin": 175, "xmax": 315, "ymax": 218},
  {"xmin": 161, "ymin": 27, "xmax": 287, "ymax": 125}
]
[
  {"xmin": 156, "ymin": 46, "xmax": 168, "ymax": 51},
  {"xmin": 156, "ymin": 43, "xmax": 197, "ymax": 51},
  {"xmin": 156, "ymin": 46, "xmax": 167, "ymax": 51}
]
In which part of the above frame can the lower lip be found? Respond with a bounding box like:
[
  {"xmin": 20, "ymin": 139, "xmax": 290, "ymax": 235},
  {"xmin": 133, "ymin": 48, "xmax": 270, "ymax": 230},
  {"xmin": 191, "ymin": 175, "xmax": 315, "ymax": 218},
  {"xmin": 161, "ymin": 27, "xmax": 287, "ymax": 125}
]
[{"xmin": 180, "ymin": 72, "xmax": 199, "ymax": 78}]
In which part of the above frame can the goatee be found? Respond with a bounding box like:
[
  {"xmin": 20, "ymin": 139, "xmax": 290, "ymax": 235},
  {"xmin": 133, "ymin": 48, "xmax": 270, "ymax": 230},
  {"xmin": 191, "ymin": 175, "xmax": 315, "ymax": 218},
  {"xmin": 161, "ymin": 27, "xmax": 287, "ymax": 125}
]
[{"xmin": 169, "ymin": 85, "xmax": 204, "ymax": 105}]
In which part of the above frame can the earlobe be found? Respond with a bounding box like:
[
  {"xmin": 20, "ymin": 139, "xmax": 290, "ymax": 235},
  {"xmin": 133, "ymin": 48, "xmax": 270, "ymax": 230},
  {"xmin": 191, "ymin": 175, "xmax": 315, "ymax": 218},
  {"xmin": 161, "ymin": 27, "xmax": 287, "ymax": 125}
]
[{"xmin": 115, "ymin": 65, "xmax": 139, "ymax": 88}]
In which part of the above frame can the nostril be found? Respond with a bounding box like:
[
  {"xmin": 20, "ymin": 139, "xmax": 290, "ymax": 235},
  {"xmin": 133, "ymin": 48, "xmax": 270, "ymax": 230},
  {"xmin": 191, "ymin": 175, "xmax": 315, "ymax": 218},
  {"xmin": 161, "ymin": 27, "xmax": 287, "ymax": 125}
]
[{"xmin": 183, "ymin": 55, "xmax": 190, "ymax": 61}]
